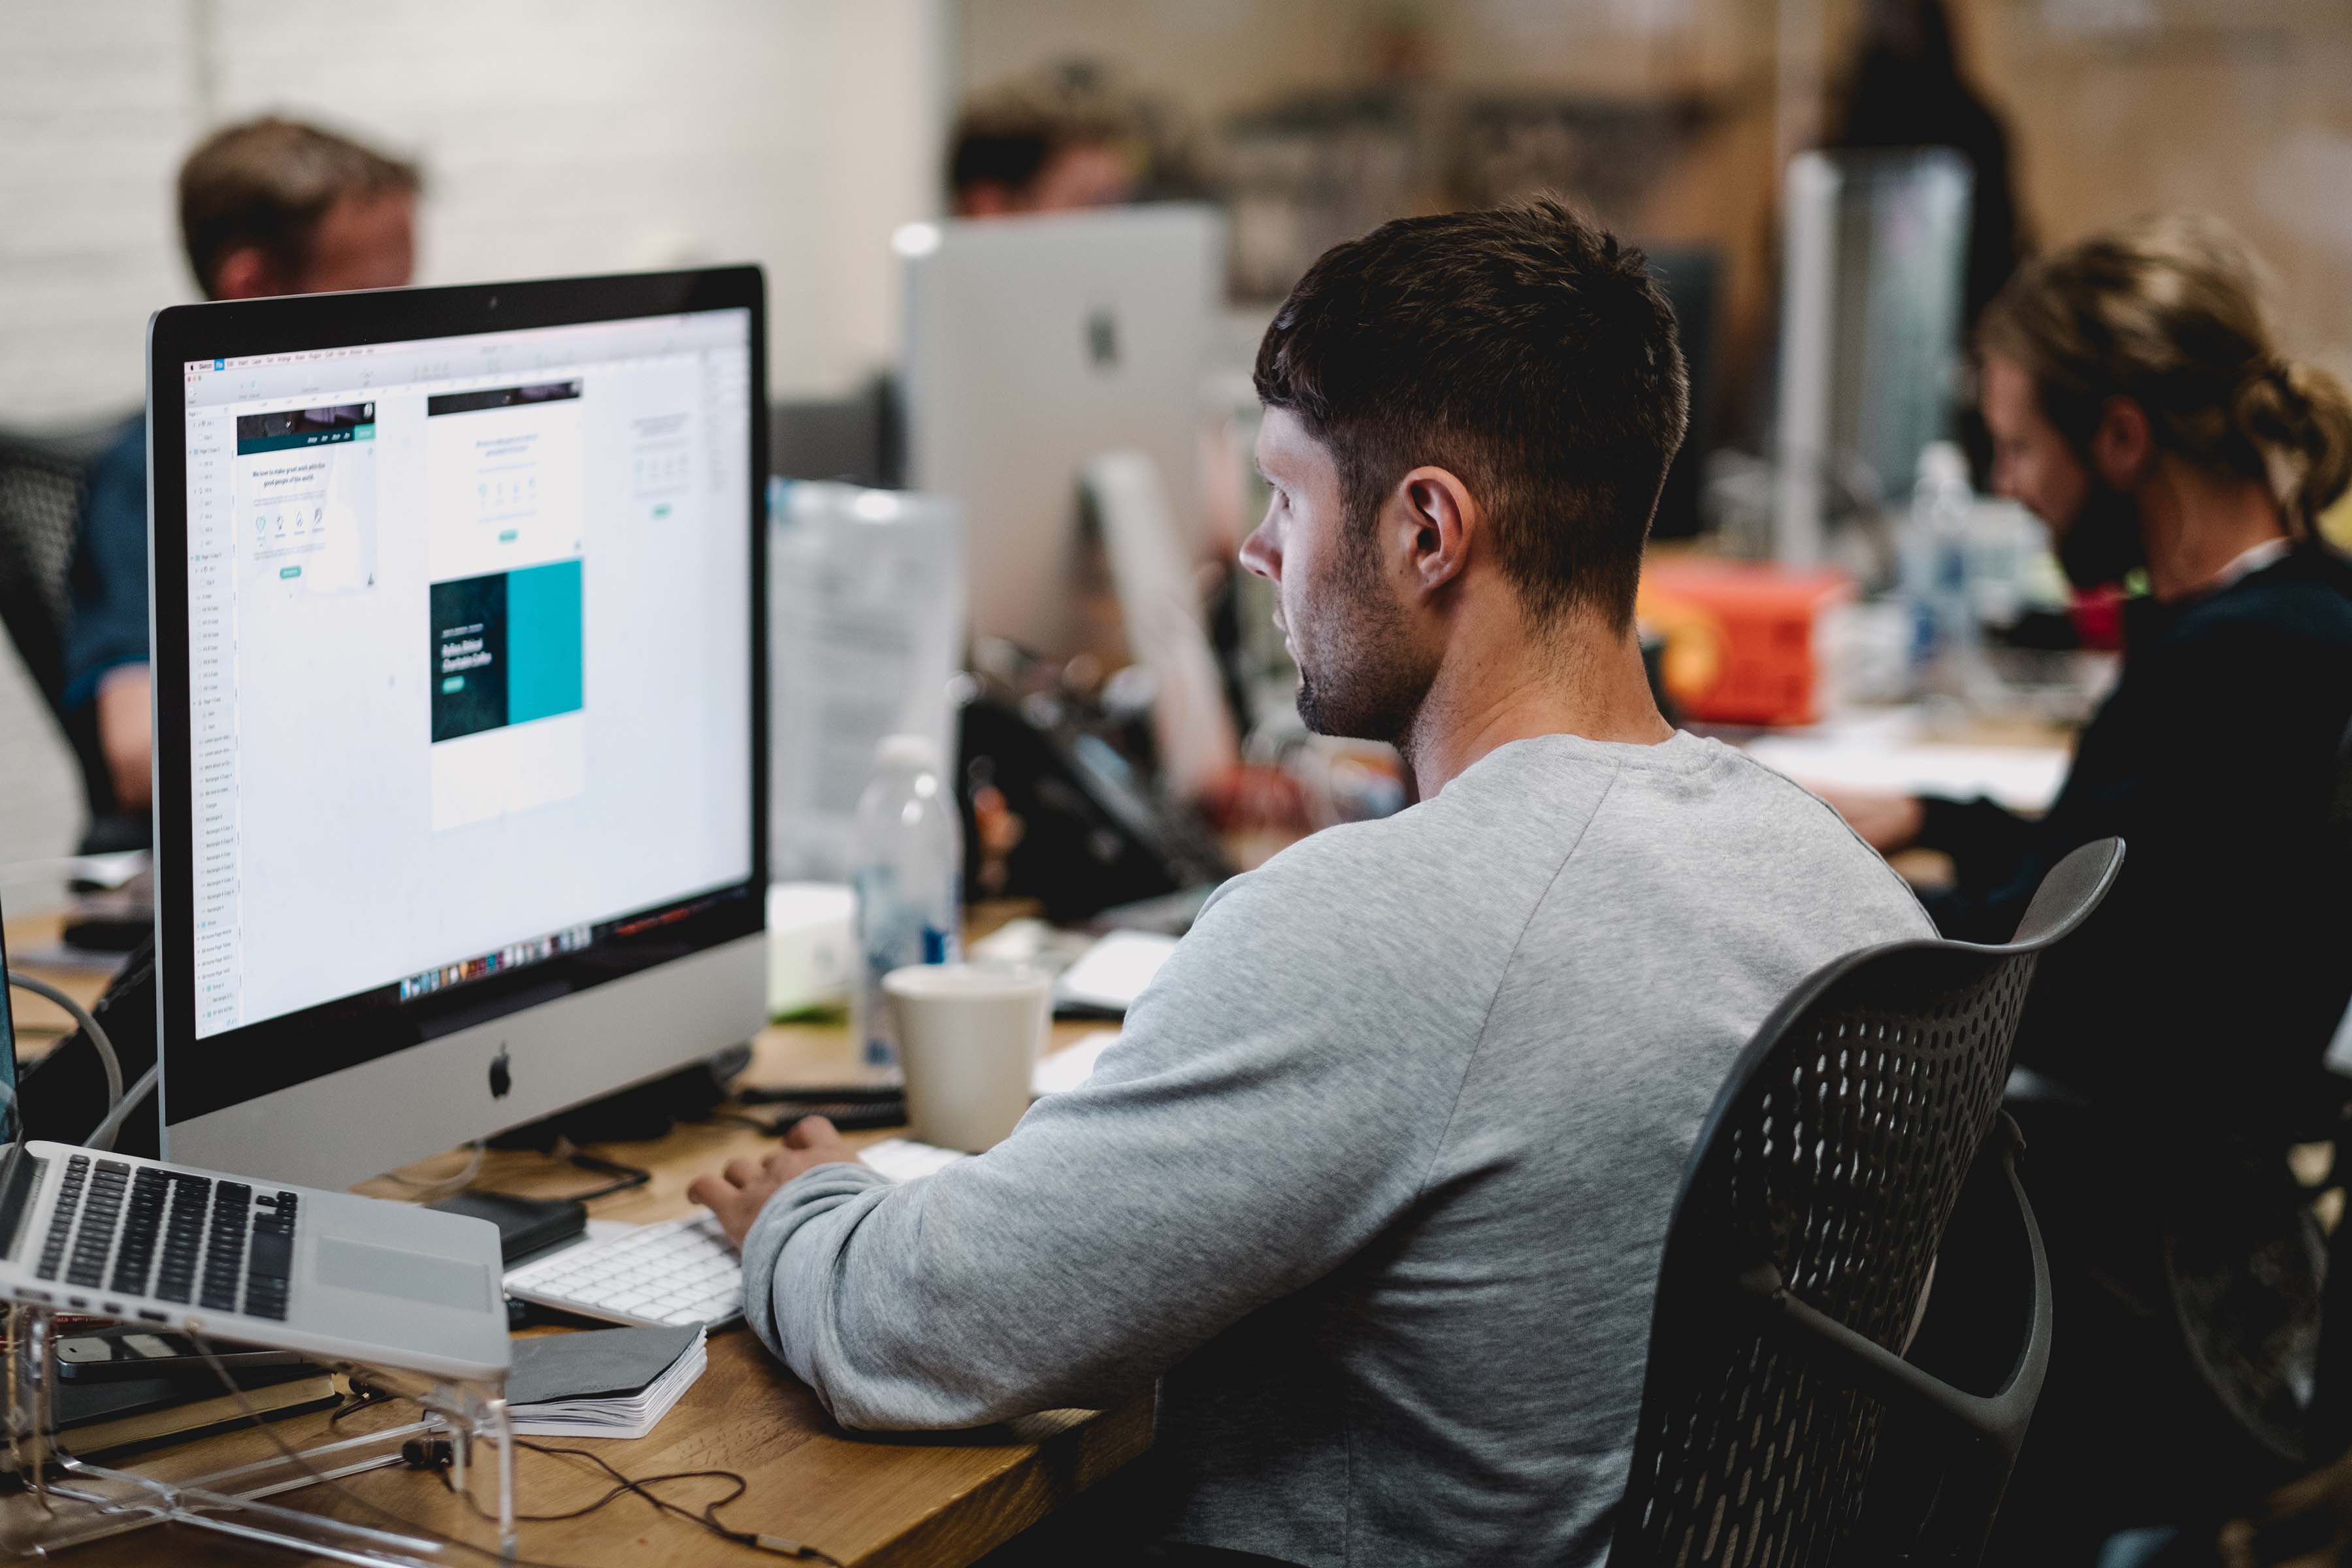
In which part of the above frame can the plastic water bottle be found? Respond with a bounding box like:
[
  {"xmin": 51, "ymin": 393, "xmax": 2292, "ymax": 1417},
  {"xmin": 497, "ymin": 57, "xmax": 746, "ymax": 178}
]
[
  {"xmin": 850, "ymin": 734, "xmax": 962, "ymax": 1070},
  {"xmin": 1902, "ymin": 440, "xmax": 1979, "ymax": 698}
]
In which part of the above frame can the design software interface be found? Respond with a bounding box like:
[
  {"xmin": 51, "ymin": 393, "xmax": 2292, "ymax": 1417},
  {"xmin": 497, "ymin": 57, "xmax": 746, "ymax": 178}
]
[{"xmin": 179, "ymin": 310, "xmax": 754, "ymax": 1039}]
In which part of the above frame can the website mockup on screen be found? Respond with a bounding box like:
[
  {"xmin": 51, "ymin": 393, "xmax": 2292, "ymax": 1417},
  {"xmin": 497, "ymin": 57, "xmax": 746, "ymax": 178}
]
[{"xmin": 178, "ymin": 310, "xmax": 755, "ymax": 1040}]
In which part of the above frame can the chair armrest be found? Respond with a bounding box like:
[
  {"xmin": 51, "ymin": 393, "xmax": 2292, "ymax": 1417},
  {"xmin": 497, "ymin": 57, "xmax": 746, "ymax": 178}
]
[{"xmin": 1733, "ymin": 1117, "xmax": 2051, "ymax": 1460}]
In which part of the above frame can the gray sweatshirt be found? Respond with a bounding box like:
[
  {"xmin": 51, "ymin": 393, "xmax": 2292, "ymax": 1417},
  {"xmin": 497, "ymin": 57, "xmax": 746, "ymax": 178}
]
[{"xmin": 740, "ymin": 731, "xmax": 1933, "ymax": 1565}]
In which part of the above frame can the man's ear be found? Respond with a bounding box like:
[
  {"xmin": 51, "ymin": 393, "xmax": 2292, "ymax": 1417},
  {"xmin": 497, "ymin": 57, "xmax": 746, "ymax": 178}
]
[
  {"xmin": 207, "ymin": 246, "xmax": 286, "ymax": 302},
  {"xmin": 1394, "ymin": 465, "xmax": 1479, "ymax": 599},
  {"xmin": 2089, "ymin": 395, "xmax": 2154, "ymax": 490}
]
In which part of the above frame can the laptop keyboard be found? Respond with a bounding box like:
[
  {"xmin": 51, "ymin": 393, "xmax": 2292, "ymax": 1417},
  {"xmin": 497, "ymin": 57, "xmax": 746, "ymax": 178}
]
[{"xmin": 36, "ymin": 1156, "xmax": 300, "ymax": 1321}]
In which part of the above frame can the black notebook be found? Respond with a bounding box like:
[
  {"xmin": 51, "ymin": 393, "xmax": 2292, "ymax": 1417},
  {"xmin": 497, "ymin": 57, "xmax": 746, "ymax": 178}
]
[
  {"xmin": 50, "ymin": 1363, "xmax": 338, "ymax": 1459},
  {"xmin": 507, "ymin": 1323, "xmax": 705, "ymax": 1439}
]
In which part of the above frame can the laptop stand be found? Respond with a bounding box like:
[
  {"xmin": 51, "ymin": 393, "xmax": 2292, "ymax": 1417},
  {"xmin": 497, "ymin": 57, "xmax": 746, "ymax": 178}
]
[{"xmin": 0, "ymin": 1303, "xmax": 517, "ymax": 1564}]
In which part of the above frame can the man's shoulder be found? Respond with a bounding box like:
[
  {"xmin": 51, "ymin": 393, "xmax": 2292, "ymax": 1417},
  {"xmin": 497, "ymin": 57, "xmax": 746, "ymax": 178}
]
[
  {"xmin": 90, "ymin": 414, "xmax": 144, "ymax": 478},
  {"xmin": 81, "ymin": 416, "xmax": 148, "ymax": 529},
  {"xmin": 1204, "ymin": 808, "xmax": 1502, "ymax": 932},
  {"xmin": 1580, "ymin": 741, "xmax": 1933, "ymax": 934},
  {"xmin": 1235, "ymin": 743, "xmax": 1622, "ymax": 898},
  {"xmin": 1185, "ymin": 764, "xmax": 1611, "ymax": 977}
]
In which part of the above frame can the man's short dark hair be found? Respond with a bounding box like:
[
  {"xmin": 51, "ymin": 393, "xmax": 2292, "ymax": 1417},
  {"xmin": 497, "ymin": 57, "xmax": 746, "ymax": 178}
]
[
  {"xmin": 948, "ymin": 108, "xmax": 1070, "ymax": 201},
  {"xmin": 1254, "ymin": 199, "xmax": 1688, "ymax": 631},
  {"xmin": 179, "ymin": 116, "xmax": 421, "ymax": 295},
  {"xmin": 947, "ymin": 79, "xmax": 1120, "ymax": 203}
]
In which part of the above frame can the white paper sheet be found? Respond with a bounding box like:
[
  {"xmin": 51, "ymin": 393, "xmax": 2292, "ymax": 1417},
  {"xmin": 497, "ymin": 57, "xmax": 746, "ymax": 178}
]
[
  {"xmin": 1742, "ymin": 734, "xmax": 2070, "ymax": 814},
  {"xmin": 1054, "ymin": 930, "xmax": 1179, "ymax": 1013},
  {"xmin": 1032, "ymin": 1029, "xmax": 1121, "ymax": 1098}
]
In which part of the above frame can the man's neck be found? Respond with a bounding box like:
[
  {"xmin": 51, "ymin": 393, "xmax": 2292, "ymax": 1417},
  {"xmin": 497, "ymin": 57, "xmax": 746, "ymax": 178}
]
[
  {"xmin": 1401, "ymin": 617, "xmax": 1673, "ymax": 798},
  {"xmin": 2138, "ymin": 458, "xmax": 2289, "ymax": 602}
]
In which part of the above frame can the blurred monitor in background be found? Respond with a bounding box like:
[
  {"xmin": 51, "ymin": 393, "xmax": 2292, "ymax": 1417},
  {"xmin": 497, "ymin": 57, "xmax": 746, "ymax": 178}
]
[
  {"xmin": 1821, "ymin": 0, "xmax": 2031, "ymax": 496},
  {"xmin": 67, "ymin": 116, "xmax": 420, "ymax": 841},
  {"xmin": 898, "ymin": 204, "xmax": 1224, "ymax": 662},
  {"xmin": 1773, "ymin": 146, "xmax": 1973, "ymax": 566}
]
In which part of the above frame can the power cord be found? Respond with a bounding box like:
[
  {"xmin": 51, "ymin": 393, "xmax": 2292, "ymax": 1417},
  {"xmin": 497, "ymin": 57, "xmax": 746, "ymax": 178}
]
[
  {"xmin": 425, "ymin": 1429, "xmax": 845, "ymax": 1561},
  {"xmin": 5, "ymin": 970, "xmax": 125, "ymax": 1147},
  {"xmin": 88, "ymin": 1064, "xmax": 156, "ymax": 1153},
  {"xmin": 549, "ymin": 1147, "xmax": 651, "ymax": 1202},
  {"xmin": 378, "ymin": 1141, "xmax": 489, "ymax": 1200},
  {"xmin": 380, "ymin": 1143, "xmax": 639, "ymax": 1206},
  {"xmin": 186, "ymin": 1340, "xmax": 842, "ymax": 1563}
]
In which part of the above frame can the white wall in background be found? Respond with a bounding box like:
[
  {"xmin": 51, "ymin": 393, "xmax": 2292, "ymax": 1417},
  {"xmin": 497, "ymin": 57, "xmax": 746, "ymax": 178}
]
[
  {"xmin": 0, "ymin": 0, "xmax": 947, "ymax": 893},
  {"xmin": 0, "ymin": 0, "xmax": 947, "ymax": 427}
]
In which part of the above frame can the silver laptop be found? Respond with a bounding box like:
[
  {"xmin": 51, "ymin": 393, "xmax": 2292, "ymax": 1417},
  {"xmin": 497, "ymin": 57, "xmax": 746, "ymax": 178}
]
[{"xmin": 0, "ymin": 909, "xmax": 510, "ymax": 1385}]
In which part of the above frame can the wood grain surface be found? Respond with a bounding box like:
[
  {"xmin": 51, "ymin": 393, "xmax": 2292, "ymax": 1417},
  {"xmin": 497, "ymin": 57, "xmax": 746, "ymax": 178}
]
[{"xmin": 3, "ymin": 918, "xmax": 1147, "ymax": 1567}]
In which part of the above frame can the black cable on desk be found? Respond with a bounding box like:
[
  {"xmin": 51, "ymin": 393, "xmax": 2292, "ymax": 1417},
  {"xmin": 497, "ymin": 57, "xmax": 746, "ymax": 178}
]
[
  {"xmin": 186, "ymin": 1336, "xmax": 844, "ymax": 1564},
  {"xmin": 555, "ymin": 1149, "xmax": 652, "ymax": 1202}
]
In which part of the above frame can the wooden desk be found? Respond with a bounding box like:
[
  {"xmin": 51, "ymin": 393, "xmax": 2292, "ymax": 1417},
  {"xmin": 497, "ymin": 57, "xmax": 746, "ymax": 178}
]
[{"xmin": 4, "ymin": 920, "xmax": 1147, "ymax": 1567}]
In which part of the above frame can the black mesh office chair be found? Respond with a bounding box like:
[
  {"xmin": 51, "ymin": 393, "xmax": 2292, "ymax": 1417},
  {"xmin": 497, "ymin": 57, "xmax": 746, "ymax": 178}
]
[
  {"xmin": 0, "ymin": 422, "xmax": 133, "ymax": 841},
  {"xmin": 1609, "ymin": 836, "xmax": 2125, "ymax": 1568},
  {"xmin": 2272, "ymin": 719, "xmax": 2352, "ymax": 1463}
]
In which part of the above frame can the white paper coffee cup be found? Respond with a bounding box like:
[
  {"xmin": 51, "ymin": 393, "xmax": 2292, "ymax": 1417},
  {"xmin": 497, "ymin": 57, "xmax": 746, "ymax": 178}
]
[{"xmin": 882, "ymin": 964, "xmax": 1051, "ymax": 1153}]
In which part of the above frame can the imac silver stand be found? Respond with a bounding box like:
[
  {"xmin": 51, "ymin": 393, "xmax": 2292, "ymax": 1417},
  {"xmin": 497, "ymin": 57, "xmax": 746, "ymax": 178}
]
[
  {"xmin": 0, "ymin": 1303, "xmax": 517, "ymax": 1564},
  {"xmin": 1083, "ymin": 449, "xmax": 1239, "ymax": 803}
]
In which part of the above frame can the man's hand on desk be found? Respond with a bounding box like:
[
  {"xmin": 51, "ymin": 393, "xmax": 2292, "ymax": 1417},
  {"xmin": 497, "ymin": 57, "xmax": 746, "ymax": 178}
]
[
  {"xmin": 1810, "ymin": 785, "xmax": 1926, "ymax": 855},
  {"xmin": 687, "ymin": 1115, "xmax": 863, "ymax": 1247}
]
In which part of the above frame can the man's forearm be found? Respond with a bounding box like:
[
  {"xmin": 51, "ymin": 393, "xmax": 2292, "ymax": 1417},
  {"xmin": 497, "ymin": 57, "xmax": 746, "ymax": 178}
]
[{"xmin": 736, "ymin": 1163, "xmax": 1038, "ymax": 1430}]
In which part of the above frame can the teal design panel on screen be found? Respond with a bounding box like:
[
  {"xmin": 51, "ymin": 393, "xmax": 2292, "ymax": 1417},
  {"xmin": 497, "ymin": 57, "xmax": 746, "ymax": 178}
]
[
  {"xmin": 430, "ymin": 558, "xmax": 583, "ymax": 743},
  {"xmin": 507, "ymin": 559, "xmax": 583, "ymax": 725}
]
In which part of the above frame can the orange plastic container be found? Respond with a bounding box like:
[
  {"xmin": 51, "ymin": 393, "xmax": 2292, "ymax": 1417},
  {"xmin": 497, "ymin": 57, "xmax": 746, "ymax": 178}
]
[{"xmin": 1636, "ymin": 559, "xmax": 1854, "ymax": 727}]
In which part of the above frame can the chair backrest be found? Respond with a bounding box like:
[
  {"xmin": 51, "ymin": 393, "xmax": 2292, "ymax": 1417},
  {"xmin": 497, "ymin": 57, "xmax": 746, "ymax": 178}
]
[
  {"xmin": 0, "ymin": 432, "xmax": 92, "ymax": 717},
  {"xmin": 1610, "ymin": 838, "xmax": 2123, "ymax": 1568},
  {"xmin": 0, "ymin": 420, "xmax": 139, "ymax": 834}
]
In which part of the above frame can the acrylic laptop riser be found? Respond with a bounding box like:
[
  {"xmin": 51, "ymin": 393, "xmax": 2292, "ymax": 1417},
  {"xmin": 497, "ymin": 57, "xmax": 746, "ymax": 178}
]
[{"xmin": 0, "ymin": 1303, "xmax": 517, "ymax": 1565}]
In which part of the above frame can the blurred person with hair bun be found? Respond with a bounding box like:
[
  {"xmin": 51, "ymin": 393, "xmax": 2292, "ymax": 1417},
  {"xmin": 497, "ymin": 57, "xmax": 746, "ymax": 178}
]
[{"xmin": 1826, "ymin": 216, "xmax": 2352, "ymax": 1561}]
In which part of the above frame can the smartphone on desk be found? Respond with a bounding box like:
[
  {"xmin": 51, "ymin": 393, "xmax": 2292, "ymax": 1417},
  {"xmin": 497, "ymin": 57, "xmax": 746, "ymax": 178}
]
[{"xmin": 54, "ymin": 1326, "xmax": 304, "ymax": 1383}]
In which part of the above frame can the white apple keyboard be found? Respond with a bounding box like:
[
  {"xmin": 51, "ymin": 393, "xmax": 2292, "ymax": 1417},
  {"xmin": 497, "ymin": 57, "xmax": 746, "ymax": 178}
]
[{"xmin": 503, "ymin": 1138, "xmax": 967, "ymax": 1328}]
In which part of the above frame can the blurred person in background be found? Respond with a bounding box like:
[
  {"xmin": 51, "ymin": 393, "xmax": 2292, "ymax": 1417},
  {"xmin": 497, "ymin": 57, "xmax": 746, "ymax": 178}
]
[
  {"xmin": 68, "ymin": 116, "xmax": 419, "ymax": 837},
  {"xmin": 1821, "ymin": 0, "xmax": 2028, "ymax": 335},
  {"xmin": 1821, "ymin": 0, "xmax": 2032, "ymax": 487},
  {"xmin": 947, "ymin": 63, "xmax": 1147, "ymax": 218},
  {"xmin": 1826, "ymin": 216, "xmax": 2352, "ymax": 1562}
]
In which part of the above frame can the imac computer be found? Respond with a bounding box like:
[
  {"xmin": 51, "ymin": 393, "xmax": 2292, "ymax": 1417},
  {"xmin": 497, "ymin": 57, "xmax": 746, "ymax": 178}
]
[
  {"xmin": 1774, "ymin": 148, "xmax": 1972, "ymax": 566},
  {"xmin": 898, "ymin": 203, "xmax": 1226, "ymax": 659},
  {"xmin": 147, "ymin": 269, "xmax": 768, "ymax": 1191}
]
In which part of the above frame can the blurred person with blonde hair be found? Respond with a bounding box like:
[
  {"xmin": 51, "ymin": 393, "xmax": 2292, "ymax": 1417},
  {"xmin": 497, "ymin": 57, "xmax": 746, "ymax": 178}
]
[{"xmin": 1827, "ymin": 216, "xmax": 2352, "ymax": 1561}]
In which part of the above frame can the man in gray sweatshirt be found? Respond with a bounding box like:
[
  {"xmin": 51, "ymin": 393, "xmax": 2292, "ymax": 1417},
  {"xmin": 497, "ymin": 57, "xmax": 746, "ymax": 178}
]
[{"xmin": 691, "ymin": 200, "xmax": 1933, "ymax": 1566}]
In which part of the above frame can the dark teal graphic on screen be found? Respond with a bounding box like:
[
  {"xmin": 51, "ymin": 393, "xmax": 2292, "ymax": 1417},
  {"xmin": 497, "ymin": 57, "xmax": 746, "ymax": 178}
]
[
  {"xmin": 430, "ymin": 559, "xmax": 583, "ymax": 743},
  {"xmin": 507, "ymin": 559, "xmax": 583, "ymax": 724},
  {"xmin": 431, "ymin": 575, "xmax": 506, "ymax": 741}
]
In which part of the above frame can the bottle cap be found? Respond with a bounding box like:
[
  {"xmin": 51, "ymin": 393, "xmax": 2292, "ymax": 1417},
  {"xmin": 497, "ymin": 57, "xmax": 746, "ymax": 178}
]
[
  {"xmin": 1916, "ymin": 440, "xmax": 1968, "ymax": 489},
  {"xmin": 876, "ymin": 733, "xmax": 942, "ymax": 773}
]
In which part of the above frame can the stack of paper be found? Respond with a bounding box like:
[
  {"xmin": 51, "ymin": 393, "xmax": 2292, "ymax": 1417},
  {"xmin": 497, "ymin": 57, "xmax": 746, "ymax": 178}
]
[{"xmin": 506, "ymin": 1324, "xmax": 706, "ymax": 1441}]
